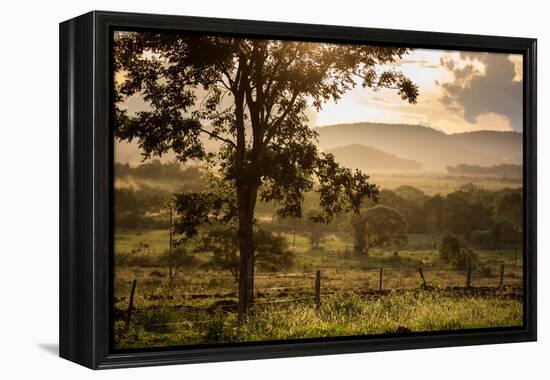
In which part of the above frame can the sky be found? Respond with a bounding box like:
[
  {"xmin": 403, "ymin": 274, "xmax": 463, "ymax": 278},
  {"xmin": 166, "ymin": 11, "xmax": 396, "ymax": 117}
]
[
  {"xmin": 115, "ymin": 42, "xmax": 523, "ymax": 165},
  {"xmin": 312, "ymin": 49, "xmax": 523, "ymax": 133}
]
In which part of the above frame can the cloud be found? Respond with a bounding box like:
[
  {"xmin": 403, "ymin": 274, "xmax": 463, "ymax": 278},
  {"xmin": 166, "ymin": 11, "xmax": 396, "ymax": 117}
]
[
  {"xmin": 438, "ymin": 53, "xmax": 522, "ymax": 132},
  {"xmin": 386, "ymin": 58, "xmax": 440, "ymax": 69}
]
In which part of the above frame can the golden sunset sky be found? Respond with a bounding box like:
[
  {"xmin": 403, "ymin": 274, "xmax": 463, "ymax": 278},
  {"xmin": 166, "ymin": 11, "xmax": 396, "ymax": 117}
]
[
  {"xmin": 115, "ymin": 43, "xmax": 523, "ymax": 165},
  {"xmin": 313, "ymin": 49, "xmax": 523, "ymax": 133}
]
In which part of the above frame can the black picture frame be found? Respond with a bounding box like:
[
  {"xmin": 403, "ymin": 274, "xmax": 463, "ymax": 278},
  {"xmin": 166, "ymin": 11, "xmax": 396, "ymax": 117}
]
[{"xmin": 59, "ymin": 10, "xmax": 537, "ymax": 369}]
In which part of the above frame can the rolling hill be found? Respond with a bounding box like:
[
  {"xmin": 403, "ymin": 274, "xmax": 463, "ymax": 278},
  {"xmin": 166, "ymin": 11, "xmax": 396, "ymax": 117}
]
[
  {"xmin": 316, "ymin": 122, "xmax": 522, "ymax": 170},
  {"xmin": 327, "ymin": 144, "xmax": 422, "ymax": 171}
]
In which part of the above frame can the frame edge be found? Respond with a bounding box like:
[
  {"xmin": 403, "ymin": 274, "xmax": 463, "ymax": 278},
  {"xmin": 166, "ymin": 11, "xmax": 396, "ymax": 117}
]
[{"xmin": 59, "ymin": 11, "xmax": 97, "ymax": 369}]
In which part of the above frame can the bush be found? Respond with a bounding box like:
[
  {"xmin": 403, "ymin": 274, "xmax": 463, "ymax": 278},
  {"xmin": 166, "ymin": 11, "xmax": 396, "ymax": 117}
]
[
  {"xmin": 203, "ymin": 309, "xmax": 236, "ymax": 343},
  {"xmin": 115, "ymin": 252, "xmax": 160, "ymax": 267}
]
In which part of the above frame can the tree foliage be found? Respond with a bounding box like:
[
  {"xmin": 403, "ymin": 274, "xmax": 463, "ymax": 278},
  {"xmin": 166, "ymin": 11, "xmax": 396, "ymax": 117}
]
[
  {"xmin": 378, "ymin": 188, "xmax": 427, "ymax": 233},
  {"xmin": 162, "ymin": 246, "xmax": 198, "ymax": 288},
  {"xmin": 439, "ymin": 232, "xmax": 478, "ymax": 269},
  {"xmin": 497, "ymin": 192, "xmax": 523, "ymax": 232},
  {"xmin": 304, "ymin": 209, "xmax": 330, "ymax": 249},
  {"xmin": 443, "ymin": 192, "xmax": 492, "ymax": 241},
  {"xmin": 350, "ymin": 205, "xmax": 408, "ymax": 255},
  {"xmin": 423, "ymin": 194, "xmax": 446, "ymax": 233},
  {"xmin": 201, "ymin": 228, "xmax": 294, "ymax": 281}
]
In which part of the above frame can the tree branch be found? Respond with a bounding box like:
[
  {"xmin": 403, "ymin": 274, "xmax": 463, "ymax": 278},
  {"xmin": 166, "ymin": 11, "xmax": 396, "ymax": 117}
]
[
  {"xmin": 264, "ymin": 89, "xmax": 300, "ymax": 145},
  {"xmin": 199, "ymin": 128, "xmax": 237, "ymax": 148}
]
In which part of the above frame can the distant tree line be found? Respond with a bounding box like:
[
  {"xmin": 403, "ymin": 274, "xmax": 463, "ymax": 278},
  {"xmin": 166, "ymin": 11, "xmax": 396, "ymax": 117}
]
[
  {"xmin": 115, "ymin": 160, "xmax": 207, "ymax": 191},
  {"xmin": 446, "ymin": 163, "xmax": 522, "ymax": 178},
  {"xmin": 114, "ymin": 186, "xmax": 171, "ymax": 230},
  {"xmin": 114, "ymin": 160, "xmax": 208, "ymax": 229}
]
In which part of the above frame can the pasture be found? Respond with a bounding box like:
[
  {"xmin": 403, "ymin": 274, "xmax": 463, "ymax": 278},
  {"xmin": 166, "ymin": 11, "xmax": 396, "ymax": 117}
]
[
  {"xmin": 369, "ymin": 172, "xmax": 521, "ymax": 196},
  {"xmin": 113, "ymin": 229, "xmax": 524, "ymax": 349}
]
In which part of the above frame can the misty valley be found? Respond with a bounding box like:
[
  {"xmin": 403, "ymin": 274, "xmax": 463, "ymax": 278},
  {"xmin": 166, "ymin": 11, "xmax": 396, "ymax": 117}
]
[{"xmin": 113, "ymin": 150, "xmax": 523, "ymax": 348}]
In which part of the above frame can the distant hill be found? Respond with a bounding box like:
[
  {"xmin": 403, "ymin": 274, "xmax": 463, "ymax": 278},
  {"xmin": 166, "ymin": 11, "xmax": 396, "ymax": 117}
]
[
  {"xmin": 447, "ymin": 131, "xmax": 522, "ymax": 163},
  {"xmin": 328, "ymin": 144, "xmax": 422, "ymax": 171},
  {"xmin": 316, "ymin": 122, "xmax": 522, "ymax": 171}
]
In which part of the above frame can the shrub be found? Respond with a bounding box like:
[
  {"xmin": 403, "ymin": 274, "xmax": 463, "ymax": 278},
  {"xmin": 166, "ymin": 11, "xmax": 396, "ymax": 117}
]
[{"xmin": 203, "ymin": 309, "xmax": 234, "ymax": 342}]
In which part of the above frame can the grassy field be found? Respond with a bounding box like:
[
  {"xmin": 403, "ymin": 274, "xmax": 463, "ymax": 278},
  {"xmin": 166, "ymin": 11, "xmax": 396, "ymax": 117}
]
[
  {"xmin": 113, "ymin": 228, "xmax": 523, "ymax": 349},
  {"xmin": 115, "ymin": 290, "xmax": 522, "ymax": 349},
  {"xmin": 369, "ymin": 172, "xmax": 521, "ymax": 196}
]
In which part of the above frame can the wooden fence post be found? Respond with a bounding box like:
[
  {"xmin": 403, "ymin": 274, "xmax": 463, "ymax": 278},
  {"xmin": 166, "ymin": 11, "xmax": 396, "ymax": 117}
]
[
  {"xmin": 418, "ymin": 267, "xmax": 427, "ymax": 288},
  {"xmin": 125, "ymin": 279, "xmax": 137, "ymax": 332},
  {"xmin": 315, "ymin": 270, "xmax": 321, "ymax": 308},
  {"xmin": 379, "ymin": 268, "xmax": 383, "ymax": 291},
  {"xmin": 466, "ymin": 263, "xmax": 472, "ymax": 288},
  {"xmin": 499, "ymin": 263, "xmax": 505, "ymax": 292}
]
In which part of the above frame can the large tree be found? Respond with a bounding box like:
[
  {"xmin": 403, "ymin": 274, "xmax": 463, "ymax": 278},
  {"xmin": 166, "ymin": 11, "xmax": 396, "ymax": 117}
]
[{"xmin": 114, "ymin": 32, "xmax": 418, "ymax": 317}]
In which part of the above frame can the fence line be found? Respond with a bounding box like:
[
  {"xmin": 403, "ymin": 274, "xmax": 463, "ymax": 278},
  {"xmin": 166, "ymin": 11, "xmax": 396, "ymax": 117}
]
[
  {"xmin": 121, "ymin": 264, "xmax": 522, "ymax": 330},
  {"xmin": 254, "ymin": 285, "xmax": 312, "ymax": 292},
  {"xmin": 254, "ymin": 296, "xmax": 315, "ymax": 305},
  {"xmin": 251, "ymin": 272, "xmax": 317, "ymax": 279}
]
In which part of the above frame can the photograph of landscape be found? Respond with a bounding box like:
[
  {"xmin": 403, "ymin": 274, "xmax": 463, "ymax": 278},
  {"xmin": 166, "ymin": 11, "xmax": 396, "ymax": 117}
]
[{"xmin": 112, "ymin": 31, "xmax": 524, "ymax": 350}]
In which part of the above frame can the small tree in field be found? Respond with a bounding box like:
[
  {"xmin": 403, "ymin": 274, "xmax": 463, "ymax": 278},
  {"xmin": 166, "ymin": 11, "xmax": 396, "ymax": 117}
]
[
  {"xmin": 163, "ymin": 246, "xmax": 197, "ymax": 289},
  {"xmin": 350, "ymin": 205, "xmax": 407, "ymax": 255},
  {"xmin": 164, "ymin": 202, "xmax": 198, "ymax": 289},
  {"xmin": 439, "ymin": 232, "xmax": 478, "ymax": 269},
  {"xmin": 304, "ymin": 209, "xmax": 329, "ymax": 249},
  {"xmin": 201, "ymin": 227, "xmax": 294, "ymax": 282},
  {"xmin": 114, "ymin": 33, "xmax": 418, "ymax": 317}
]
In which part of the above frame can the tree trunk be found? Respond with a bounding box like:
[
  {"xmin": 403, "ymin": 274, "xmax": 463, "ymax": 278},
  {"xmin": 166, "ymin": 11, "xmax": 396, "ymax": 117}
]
[
  {"xmin": 351, "ymin": 213, "xmax": 368, "ymax": 256},
  {"xmin": 237, "ymin": 185, "xmax": 258, "ymax": 320}
]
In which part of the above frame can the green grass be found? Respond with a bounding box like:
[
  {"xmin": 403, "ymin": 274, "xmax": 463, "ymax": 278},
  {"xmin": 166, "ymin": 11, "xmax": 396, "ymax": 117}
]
[{"xmin": 115, "ymin": 290, "xmax": 523, "ymax": 349}]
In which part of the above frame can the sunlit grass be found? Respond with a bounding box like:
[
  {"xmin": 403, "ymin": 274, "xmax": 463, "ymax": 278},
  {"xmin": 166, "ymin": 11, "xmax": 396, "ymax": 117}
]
[{"xmin": 115, "ymin": 291, "xmax": 522, "ymax": 349}]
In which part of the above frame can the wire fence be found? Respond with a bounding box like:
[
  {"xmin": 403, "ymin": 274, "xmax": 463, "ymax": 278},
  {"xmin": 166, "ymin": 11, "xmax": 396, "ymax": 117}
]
[
  {"xmin": 117, "ymin": 263, "xmax": 523, "ymax": 332},
  {"xmin": 116, "ymin": 264, "xmax": 522, "ymax": 301}
]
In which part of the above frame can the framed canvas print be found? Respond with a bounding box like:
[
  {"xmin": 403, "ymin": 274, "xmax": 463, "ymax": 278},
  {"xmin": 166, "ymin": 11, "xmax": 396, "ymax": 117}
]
[{"xmin": 59, "ymin": 11, "xmax": 537, "ymax": 369}]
